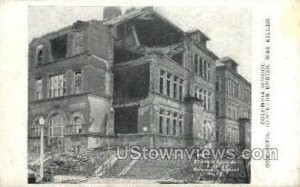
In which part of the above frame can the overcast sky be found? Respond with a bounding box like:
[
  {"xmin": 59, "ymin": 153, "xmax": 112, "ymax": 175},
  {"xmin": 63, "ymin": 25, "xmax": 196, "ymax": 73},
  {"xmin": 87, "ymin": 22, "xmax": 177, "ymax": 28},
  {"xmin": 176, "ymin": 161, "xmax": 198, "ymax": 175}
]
[{"xmin": 29, "ymin": 6, "xmax": 252, "ymax": 81}]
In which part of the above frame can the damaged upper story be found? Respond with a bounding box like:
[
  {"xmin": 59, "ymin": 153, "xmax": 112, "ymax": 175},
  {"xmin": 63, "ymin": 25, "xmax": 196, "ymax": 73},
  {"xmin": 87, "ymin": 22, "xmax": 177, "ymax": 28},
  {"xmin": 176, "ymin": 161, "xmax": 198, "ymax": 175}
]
[
  {"xmin": 29, "ymin": 19, "xmax": 113, "ymax": 69},
  {"xmin": 104, "ymin": 7, "xmax": 218, "ymax": 70},
  {"xmin": 28, "ymin": 20, "xmax": 116, "ymax": 102},
  {"xmin": 29, "ymin": 6, "xmax": 218, "ymax": 71}
]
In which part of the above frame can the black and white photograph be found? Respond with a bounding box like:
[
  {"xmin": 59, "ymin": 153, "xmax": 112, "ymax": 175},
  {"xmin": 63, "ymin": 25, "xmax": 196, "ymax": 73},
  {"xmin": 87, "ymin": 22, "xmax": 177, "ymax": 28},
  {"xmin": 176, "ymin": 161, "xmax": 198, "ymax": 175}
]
[
  {"xmin": 27, "ymin": 6, "xmax": 252, "ymax": 184},
  {"xmin": 1, "ymin": 1, "xmax": 300, "ymax": 186}
]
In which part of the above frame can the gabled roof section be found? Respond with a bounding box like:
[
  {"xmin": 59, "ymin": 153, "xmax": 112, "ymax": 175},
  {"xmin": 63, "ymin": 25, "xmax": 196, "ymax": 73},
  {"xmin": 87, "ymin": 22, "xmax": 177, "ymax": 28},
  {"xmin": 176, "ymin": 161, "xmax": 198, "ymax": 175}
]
[{"xmin": 216, "ymin": 57, "xmax": 251, "ymax": 86}]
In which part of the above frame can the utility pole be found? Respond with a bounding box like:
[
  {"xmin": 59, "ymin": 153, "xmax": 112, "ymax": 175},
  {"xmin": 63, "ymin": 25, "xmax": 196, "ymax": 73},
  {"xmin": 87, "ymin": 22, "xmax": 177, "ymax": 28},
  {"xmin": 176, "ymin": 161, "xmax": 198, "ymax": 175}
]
[{"xmin": 39, "ymin": 116, "xmax": 45, "ymax": 181}]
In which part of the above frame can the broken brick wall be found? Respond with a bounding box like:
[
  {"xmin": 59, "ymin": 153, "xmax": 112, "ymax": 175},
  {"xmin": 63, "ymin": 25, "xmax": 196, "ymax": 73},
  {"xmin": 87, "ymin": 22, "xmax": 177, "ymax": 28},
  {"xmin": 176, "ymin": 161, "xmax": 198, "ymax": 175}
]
[
  {"xmin": 114, "ymin": 106, "xmax": 138, "ymax": 134},
  {"xmin": 113, "ymin": 62, "xmax": 150, "ymax": 104}
]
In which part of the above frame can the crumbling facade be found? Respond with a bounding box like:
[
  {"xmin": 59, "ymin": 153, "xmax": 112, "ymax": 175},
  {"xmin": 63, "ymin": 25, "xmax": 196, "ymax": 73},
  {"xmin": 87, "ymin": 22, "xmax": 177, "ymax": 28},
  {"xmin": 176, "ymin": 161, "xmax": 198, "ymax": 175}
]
[
  {"xmin": 215, "ymin": 57, "xmax": 251, "ymax": 148},
  {"xmin": 28, "ymin": 7, "xmax": 251, "ymax": 152},
  {"xmin": 28, "ymin": 20, "xmax": 115, "ymax": 153},
  {"xmin": 110, "ymin": 7, "xmax": 217, "ymax": 147}
]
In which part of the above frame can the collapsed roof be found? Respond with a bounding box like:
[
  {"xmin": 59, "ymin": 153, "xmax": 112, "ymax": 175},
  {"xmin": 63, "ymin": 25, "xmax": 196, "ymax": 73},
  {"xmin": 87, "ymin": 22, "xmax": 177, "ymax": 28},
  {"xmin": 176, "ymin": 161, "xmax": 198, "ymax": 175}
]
[{"xmin": 105, "ymin": 7, "xmax": 185, "ymax": 47}]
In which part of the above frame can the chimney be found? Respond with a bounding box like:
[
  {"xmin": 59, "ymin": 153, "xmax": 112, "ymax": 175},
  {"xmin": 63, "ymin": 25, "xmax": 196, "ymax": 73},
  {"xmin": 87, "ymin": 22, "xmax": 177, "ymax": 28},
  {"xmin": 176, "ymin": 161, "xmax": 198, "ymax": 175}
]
[{"xmin": 103, "ymin": 7, "xmax": 122, "ymax": 21}]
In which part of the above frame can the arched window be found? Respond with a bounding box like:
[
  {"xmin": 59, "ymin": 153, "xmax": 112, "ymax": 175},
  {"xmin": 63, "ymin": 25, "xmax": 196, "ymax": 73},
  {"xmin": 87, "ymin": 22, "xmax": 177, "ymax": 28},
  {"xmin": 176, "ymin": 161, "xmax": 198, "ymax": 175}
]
[
  {"xmin": 49, "ymin": 113, "xmax": 64, "ymax": 137},
  {"xmin": 30, "ymin": 118, "xmax": 41, "ymax": 136},
  {"xmin": 46, "ymin": 110, "xmax": 67, "ymax": 151},
  {"xmin": 36, "ymin": 44, "xmax": 43, "ymax": 65}
]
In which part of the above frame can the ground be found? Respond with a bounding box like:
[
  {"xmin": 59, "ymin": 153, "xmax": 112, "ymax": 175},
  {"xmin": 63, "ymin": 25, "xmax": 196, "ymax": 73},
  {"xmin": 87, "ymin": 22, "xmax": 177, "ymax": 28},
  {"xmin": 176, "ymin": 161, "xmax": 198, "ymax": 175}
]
[{"xmin": 29, "ymin": 147, "xmax": 250, "ymax": 184}]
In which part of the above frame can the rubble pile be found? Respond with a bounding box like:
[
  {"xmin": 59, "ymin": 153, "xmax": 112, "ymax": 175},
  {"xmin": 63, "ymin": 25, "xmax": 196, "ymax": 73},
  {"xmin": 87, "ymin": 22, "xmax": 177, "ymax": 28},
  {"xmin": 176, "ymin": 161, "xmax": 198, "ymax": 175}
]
[
  {"xmin": 47, "ymin": 149, "xmax": 114, "ymax": 176},
  {"xmin": 29, "ymin": 148, "xmax": 114, "ymax": 177}
]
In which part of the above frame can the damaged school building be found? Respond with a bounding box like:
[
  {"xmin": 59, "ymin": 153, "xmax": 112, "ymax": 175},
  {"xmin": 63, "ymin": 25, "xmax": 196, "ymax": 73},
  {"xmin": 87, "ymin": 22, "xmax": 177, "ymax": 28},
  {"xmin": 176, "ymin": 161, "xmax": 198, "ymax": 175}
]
[{"xmin": 28, "ymin": 7, "xmax": 251, "ymax": 153}]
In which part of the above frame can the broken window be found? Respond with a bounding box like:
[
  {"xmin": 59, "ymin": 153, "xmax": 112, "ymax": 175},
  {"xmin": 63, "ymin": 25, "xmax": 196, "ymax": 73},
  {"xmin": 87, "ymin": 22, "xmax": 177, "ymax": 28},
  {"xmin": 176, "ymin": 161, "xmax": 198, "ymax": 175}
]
[
  {"xmin": 74, "ymin": 70, "xmax": 82, "ymax": 94},
  {"xmin": 49, "ymin": 74, "xmax": 66, "ymax": 98},
  {"xmin": 36, "ymin": 44, "xmax": 44, "ymax": 65},
  {"xmin": 35, "ymin": 78, "xmax": 43, "ymax": 100},
  {"xmin": 51, "ymin": 35, "xmax": 68, "ymax": 60}
]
